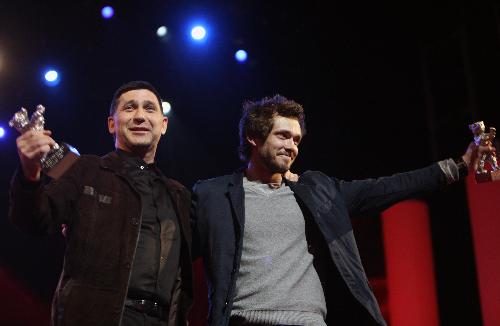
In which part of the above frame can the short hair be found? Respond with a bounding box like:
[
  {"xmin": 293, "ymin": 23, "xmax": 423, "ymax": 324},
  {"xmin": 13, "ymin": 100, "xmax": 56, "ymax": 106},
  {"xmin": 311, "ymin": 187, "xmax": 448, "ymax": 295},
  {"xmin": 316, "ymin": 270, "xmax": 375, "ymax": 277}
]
[
  {"xmin": 109, "ymin": 80, "xmax": 162, "ymax": 116},
  {"xmin": 238, "ymin": 94, "xmax": 306, "ymax": 162}
]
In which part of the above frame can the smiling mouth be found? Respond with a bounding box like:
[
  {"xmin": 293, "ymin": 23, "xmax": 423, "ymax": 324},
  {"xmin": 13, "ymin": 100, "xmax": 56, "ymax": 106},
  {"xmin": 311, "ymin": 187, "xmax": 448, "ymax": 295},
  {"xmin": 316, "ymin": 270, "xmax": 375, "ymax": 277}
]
[
  {"xmin": 129, "ymin": 128, "xmax": 150, "ymax": 133},
  {"xmin": 278, "ymin": 153, "xmax": 292, "ymax": 160}
]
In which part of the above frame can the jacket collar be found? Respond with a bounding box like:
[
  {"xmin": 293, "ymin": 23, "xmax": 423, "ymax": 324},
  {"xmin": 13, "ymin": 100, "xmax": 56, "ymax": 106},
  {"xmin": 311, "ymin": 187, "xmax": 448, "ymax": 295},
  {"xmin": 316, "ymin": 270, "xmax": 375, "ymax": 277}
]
[
  {"xmin": 100, "ymin": 151, "xmax": 127, "ymax": 174},
  {"xmin": 99, "ymin": 151, "xmax": 185, "ymax": 191}
]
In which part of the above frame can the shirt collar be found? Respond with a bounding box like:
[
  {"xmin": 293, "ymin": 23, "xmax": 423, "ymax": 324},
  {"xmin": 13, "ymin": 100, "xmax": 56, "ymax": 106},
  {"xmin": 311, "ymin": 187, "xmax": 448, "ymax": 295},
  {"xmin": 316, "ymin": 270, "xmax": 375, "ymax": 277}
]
[{"xmin": 115, "ymin": 149, "xmax": 157, "ymax": 171}]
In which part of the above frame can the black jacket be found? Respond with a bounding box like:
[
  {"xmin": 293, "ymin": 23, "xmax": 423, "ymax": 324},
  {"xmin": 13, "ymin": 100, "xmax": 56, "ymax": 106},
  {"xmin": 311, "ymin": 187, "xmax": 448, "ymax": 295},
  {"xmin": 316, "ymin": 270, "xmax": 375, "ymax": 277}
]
[
  {"xmin": 191, "ymin": 164, "xmax": 447, "ymax": 326},
  {"xmin": 9, "ymin": 152, "xmax": 193, "ymax": 326}
]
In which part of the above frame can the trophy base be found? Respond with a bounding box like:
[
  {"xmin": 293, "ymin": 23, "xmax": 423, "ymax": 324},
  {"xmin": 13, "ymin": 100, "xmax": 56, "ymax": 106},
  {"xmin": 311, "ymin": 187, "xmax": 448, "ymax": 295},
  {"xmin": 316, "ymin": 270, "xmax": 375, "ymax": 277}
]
[
  {"xmin": 42, "ymin": 143, "xmax": 80, "ymax": 179},
  {"xmin": 475, "ymin": 171, "xmax": 493, "ymax": 183}
]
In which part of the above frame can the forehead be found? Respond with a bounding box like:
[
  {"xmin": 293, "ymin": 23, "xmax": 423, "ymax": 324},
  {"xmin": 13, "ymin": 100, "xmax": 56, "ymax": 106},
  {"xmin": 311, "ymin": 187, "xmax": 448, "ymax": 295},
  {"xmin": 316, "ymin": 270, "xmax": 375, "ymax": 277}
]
[
  {"xmin": 271, "ymin": 116, "xmax": 302, "ymax": 136},
  {"xmin": 118, "ymin": 89, "xmax": 159, "ymax": 105}
]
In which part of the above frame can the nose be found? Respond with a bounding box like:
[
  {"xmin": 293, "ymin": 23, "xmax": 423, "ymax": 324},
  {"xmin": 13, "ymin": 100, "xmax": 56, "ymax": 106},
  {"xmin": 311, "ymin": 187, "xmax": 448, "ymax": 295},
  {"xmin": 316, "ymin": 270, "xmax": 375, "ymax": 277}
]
[
  {"xmin": 132, "ymin": 107, "xmax": 146, "ymax": 123},
  {"xmin": 284, "ymin": 139, "xmax": 297, "ymax": 153}
]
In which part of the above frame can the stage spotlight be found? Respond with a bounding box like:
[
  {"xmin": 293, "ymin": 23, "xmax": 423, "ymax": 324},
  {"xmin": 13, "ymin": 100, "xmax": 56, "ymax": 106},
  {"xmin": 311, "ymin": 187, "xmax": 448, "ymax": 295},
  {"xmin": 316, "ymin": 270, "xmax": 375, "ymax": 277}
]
[
  {"xmin": 0, "ymin": 127, "xmax": 5, "ymax": 138},
  {"xmin": 191, "ymin": 25, "xmax": 207, "ymax": 41},
  {"xmin": 101, "ymin": 6, "xmax": 114, "ymax": 19},
  {"xmin": 157, "ymin": 26, "xmax": 168, "ymax": 38},
  {"xmin": 162, "ymin": 101, "xmax": 171, "ymax": 115},
  {"xmin": 44, "ymin": 69, "xmax": 60, "ymax": 86},
  {"xmin": 235, "ymin": 49, "xmax": 248, "ymax": 63}
]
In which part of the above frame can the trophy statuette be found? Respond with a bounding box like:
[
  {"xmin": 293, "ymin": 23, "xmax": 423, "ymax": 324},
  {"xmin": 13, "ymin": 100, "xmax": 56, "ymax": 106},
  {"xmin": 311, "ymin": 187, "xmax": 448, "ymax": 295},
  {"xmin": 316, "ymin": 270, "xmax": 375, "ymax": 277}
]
[
  {"xmin": 469, "ymin": 121, "xmax": 499, "ymax": 183},
  {"xmin": 9, "ymin": 105, "xmax": 80, "ymax": 179}
]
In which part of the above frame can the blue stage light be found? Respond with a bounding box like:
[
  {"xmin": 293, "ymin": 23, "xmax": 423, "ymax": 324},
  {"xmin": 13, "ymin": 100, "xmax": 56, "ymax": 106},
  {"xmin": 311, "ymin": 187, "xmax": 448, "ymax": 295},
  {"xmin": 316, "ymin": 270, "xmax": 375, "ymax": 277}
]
[
  {"xmin": 0, "ymin": 127, "xmax": 5, "ymax": 138},
  {"xmin": 162, "ymin": 101, "xmax": 171, "ymax": 115},
  {"xmin": 101, "ymin": 6, "xmax": 114, "ymax": 19},
  {"xmin": 44, "ymin": 69, "xmax": 60, "ymax": 86},
  {"xmin": 235, "ymin": 50, "xmax": 248, "ymax": 63},
  {"xmin": 157, "ymin": 26, "xmax": 168, "ymax": 38},
  {"xmin": 191, "ymin": 26, "xmax": 207, "ymax": 41}
]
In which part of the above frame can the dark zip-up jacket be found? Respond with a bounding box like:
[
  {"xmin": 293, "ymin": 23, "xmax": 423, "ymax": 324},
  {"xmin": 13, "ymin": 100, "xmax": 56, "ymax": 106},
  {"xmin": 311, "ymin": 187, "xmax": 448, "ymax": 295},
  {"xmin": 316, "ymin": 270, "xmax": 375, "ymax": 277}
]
[{"xmin": 9, "ymin": 151, "xmax": 193, "ymax": 326}]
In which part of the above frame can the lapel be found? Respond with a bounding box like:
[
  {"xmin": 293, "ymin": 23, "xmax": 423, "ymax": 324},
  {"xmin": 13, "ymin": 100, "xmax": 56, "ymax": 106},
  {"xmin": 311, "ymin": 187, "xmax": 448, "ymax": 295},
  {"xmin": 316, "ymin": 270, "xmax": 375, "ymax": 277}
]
[
  {"xmin": 100, "ymin": 151, "xmax": 134, "ymax": 181},
  {"xmin": 285, "ymin": 178, "xmax": 320, "ymax": 219},
  {"xmin": 225, "ymin": 170, "xmax": 246, "ymax": 235}
]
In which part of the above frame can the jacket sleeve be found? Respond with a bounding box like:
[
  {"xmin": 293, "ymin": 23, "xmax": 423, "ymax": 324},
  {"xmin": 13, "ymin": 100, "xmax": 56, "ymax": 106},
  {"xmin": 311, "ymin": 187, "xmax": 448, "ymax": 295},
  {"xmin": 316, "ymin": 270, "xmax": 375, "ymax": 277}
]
[
  {"xmin": 8, "ymin": 160, "xmax": 83, "ymax": 235},
  {"xmin": 336, "ymin": 163, "xmax": 447, "ymax": 216}
]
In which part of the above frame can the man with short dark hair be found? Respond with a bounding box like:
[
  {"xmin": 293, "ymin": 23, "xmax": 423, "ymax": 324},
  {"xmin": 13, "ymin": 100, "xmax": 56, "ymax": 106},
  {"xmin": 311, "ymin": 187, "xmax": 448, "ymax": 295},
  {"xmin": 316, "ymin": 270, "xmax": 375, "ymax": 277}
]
[
  {"xmin": 191, "ymin": 94, "xmax": 485, "ymax": 326},
  {"xmin": 9, "ymin": 81, "xmax": 193, "ymax": 326}
]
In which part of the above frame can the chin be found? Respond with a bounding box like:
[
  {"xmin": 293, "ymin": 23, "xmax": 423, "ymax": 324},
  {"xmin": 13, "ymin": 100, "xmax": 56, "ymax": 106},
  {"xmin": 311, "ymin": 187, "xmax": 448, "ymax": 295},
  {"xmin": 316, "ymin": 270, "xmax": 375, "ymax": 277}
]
[
  {"xmin": 271, "ymin": 162, "xmax": 291, "ymax": 174},
  {"xmin": 129, "ymin": 137, "xmax": 154, "ymax": 146}
]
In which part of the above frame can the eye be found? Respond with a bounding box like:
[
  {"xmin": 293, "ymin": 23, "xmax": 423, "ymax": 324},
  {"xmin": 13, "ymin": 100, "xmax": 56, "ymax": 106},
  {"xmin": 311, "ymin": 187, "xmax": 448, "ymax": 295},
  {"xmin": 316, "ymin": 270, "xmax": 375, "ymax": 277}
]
[
  {"xmin": 124, "ymin": 104, "xmax": 134, "ymax": 111},
  {"xmin": 276, "ymin": 133, "xmax": 286, "ymax": 139}
]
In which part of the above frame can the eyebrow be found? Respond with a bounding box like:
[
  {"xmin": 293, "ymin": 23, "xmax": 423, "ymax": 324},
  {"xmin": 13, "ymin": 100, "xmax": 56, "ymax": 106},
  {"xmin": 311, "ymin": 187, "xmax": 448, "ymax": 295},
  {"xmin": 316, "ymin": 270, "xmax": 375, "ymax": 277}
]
[
  {"xmin": 142, "ymin": 100, "xmax": 158, "ymax": 108},
  {"xmin": 122, "ymin": 99, "xmax": 137, "ymax": 107},
  {"xmin": 275, "ymin": 129, "xmax": 302, "ymax": 140},
  {"xmin": 120, "ymin": 99, "xmax": 158, "ymax": 109}
]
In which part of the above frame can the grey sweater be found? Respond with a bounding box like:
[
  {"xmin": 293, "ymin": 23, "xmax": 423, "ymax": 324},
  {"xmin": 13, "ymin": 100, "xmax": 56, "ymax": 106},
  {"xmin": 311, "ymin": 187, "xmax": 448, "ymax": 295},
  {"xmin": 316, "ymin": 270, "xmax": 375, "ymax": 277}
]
[{"xmin": 230, "ymin": 178, "xmax": 327, "ymax": 326}]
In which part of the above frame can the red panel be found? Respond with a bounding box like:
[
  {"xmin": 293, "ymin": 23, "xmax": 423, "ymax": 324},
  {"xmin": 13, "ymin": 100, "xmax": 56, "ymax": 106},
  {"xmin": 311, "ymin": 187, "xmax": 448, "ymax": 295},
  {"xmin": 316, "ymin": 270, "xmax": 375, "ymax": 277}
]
[
  {"xmin": 466, "ymin": 175, "xmax": 500, "ymax": 326},
  {"xmin": 382, "ymin": 200, "xmax": 439, "ymax": 326},
  {"xmin": 0, "ymin": 269, "xmax": 50, "ymax": 326},
  {"xmin": 188, "ymin": 258, "xmax": 208, "ymax": 326}
]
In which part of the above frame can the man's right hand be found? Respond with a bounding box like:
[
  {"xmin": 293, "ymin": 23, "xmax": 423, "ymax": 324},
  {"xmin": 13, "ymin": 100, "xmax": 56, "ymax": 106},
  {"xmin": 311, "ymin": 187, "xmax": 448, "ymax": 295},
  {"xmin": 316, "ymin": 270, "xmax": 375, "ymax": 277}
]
[{"xmin": 16, "ymin": 130, "xmax": 56, "ymax": 181}]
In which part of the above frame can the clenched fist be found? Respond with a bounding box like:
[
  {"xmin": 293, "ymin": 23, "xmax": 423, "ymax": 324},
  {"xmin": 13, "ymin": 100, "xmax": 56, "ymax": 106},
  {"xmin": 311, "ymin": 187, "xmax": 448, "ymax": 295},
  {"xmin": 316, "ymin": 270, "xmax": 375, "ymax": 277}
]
[{"xmin": 16, "ymin": 130, "xmax": 56, "ymax": 181}]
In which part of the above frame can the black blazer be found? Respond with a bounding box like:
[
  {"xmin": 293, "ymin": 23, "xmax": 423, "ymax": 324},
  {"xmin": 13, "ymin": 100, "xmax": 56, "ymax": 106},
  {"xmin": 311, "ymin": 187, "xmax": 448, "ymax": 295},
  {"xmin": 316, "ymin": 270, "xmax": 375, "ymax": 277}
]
[{"xmin": 191, "ymin": 164, "xmax": 447, "ymax": 326}]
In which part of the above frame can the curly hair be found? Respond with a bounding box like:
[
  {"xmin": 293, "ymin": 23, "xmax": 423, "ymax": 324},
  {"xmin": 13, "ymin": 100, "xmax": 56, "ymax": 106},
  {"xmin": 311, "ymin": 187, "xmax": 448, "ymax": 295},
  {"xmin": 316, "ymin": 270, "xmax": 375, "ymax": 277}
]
[{"xmin": 238, "ymin": 94, "xmax": 306, "ymax": 162}]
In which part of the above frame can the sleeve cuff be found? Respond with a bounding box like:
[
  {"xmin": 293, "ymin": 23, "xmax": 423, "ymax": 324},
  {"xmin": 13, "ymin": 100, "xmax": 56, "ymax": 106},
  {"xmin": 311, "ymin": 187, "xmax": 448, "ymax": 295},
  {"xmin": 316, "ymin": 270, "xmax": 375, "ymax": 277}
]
[
  {"xmin": 438, "ymin": 158, "xmax": 468, "ymax": 184},
  {"xmin": 15, "ymin": 167, "xmax": 44, "ymax": 190}
]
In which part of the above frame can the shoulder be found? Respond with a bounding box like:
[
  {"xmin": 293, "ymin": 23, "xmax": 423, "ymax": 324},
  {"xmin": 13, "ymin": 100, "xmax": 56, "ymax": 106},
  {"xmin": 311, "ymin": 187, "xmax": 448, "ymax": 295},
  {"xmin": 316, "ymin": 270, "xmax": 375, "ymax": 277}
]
[
  {"xmin": 299, "ymin": 170, "xmax": 338, "ymax": 185},
  {"xmin": 51, "ymin": 154, "xmax": 101, "ymax": 180},
  {"xmin": 79, "ymin": 154, "xmax": 102, "ymax": 166},
  {"xmin": 193, "ymin": 173, "xmax": 234, "ymax": 193}
]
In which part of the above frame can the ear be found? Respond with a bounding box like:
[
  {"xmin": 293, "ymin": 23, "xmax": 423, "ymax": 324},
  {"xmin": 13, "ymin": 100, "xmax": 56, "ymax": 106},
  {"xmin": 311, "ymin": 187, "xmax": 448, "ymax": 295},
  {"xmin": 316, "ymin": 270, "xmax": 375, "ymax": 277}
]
[
  {"xmin": 108, "ymin": 116, "xmax": 116, "ymax": 135},
  {"xmin": 161, "ymin": 116, "xmax": 168, "ymax": 135},
  {"xmin": 246, "ymin": 135, "xmax": 258, "ymax": 147}
]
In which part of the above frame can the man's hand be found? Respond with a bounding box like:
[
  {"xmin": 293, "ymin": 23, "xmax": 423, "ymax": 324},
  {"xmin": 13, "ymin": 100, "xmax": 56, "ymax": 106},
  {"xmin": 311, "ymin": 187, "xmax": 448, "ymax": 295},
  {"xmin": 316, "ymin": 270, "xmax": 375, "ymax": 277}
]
[
  {"xmin": 284, "ymin": 170, "xmax": 299, "ymax": 182},
  {"xmin": 16, "ymin": 130, "xmax": 56, "ymax": 181},
  {"xmin": 462, "ymin": 141, "xmax": 496, "ymax": 173}
]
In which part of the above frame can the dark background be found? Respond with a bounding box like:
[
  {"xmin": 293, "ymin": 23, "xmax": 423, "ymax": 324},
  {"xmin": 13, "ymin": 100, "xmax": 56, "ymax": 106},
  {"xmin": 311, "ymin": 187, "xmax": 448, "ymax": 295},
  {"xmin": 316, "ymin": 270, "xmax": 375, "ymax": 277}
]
[{"xmin": 1, "ymin": 0, "xmax": 500, "ymax": 324}]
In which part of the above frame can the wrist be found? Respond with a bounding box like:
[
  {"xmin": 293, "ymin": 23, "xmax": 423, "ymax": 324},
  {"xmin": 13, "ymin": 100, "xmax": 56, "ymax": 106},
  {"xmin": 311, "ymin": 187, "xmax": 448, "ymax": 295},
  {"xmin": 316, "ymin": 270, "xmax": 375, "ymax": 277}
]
[
  {"xmin": 454, "ymin": 156, "xmax": 469, "ymax": 179},
  {"xmin": 21, "ymin": 165, "xmax": 41, "ymax": 182}
]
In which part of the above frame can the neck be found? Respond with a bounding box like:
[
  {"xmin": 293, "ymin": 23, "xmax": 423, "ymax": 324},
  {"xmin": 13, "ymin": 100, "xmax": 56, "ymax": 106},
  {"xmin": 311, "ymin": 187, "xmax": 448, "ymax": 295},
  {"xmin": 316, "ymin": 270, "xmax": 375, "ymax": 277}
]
[
  {"xmin": 116, "ymin": 146, "xmax": 156, "ymax": 164},
  {"xmin": 245, "ymin": 160, "xmax": 283, "ymax": 185},
  {"xmin": 142, "ymin": 151, "xmax": 156, "ymax": 164}
]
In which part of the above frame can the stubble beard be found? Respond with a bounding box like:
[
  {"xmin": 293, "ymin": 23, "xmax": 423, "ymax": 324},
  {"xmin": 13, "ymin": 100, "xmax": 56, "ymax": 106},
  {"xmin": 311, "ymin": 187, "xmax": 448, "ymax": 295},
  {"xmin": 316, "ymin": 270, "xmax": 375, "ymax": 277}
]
[{"xmin": 260, "ymin": 148, "xmax": 292, "ymax": 174}]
